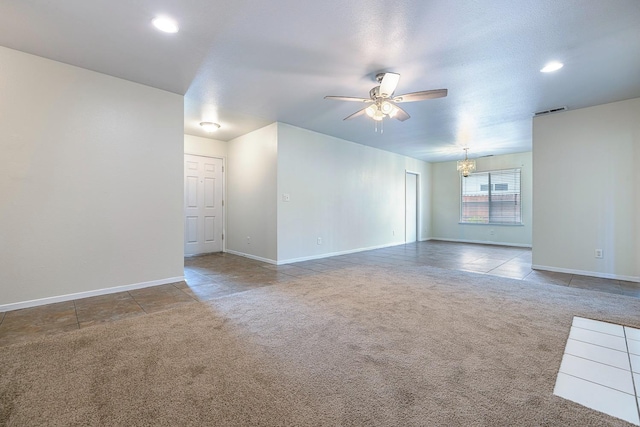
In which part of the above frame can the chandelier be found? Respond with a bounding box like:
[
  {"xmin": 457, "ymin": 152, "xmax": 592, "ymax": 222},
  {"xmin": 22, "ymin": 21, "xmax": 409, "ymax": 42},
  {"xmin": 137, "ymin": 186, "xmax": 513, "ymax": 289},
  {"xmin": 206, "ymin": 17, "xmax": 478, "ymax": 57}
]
[{"xmin": 457, "ymin": 148, "xmax": 476, "ymax": 177}]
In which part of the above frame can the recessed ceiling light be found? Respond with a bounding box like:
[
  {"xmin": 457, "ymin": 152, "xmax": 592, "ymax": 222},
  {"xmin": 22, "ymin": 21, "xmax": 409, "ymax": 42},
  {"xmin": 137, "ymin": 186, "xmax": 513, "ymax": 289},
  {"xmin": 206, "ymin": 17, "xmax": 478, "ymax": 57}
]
[
  {"xmin": 152, "ymin": 16, "xmax": 179, "ymax": 33},
  {"xmin": 540, "ymin": 61, "xmax": 564, "ymax": 73},
  {"xmin": 200, "ymin": 122, "xmax": 220, "ymax": 132}
]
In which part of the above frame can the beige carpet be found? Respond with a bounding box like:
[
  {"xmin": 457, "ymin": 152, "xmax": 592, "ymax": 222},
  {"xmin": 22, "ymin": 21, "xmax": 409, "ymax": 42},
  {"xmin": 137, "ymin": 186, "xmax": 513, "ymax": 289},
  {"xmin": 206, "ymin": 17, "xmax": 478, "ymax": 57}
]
[{"xmin": 1, "ymin": 265, "xmax": 639, "ymax": 426}]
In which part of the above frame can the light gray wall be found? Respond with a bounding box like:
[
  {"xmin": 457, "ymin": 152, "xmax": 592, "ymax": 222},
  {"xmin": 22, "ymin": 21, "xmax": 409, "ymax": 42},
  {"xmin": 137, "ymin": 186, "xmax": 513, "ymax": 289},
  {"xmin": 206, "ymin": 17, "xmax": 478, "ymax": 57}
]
[
  {"xmin": 533, "ymin": 98, "xmax": 640, "ymax": 281},
  {"xmin": 431, "ymin": 152, "xmax": 532, "ymax": 247},
  {"xmin": 276, "ymin": 123, "xmax": 431, "ymax": 262},
  {"xmin": 0, "ymin": 46, "xmax": 184, "ymax": 307},
  {"xmin": 226, "ymin": 123, "xmax": 278, "ymax": 262}
]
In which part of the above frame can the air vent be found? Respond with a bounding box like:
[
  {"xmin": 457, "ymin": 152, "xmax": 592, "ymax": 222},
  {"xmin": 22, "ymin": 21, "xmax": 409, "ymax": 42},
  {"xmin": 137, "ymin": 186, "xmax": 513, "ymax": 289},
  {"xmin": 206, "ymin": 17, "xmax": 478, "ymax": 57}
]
[{"xmin": 534, "ymin": 106, "xmax": 567, "ymax": 116}]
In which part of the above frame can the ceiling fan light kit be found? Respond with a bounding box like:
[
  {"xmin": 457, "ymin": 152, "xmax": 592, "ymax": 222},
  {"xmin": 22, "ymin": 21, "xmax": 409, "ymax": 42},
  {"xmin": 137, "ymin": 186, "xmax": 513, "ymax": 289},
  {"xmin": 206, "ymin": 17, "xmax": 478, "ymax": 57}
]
[
  {"xmin": 324, "ymin": 72, "xmax": 448, "ymax": 129},
  {"xmin": 365, "ymin": 101, "xmax": 398, "ymax": 121}
]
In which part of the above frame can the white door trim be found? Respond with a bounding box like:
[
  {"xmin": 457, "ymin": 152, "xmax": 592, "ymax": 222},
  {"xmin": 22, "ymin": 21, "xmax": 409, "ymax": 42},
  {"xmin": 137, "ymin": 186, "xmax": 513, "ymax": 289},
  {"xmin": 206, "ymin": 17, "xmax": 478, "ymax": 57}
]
[{"xmin": 405, "ymin": 170, "xmax": 420, "ymax": 243}]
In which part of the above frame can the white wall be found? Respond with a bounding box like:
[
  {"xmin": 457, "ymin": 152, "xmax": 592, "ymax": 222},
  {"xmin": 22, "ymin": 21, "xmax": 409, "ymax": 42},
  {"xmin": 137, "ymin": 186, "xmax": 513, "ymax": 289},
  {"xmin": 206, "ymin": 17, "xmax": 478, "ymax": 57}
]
[
  {"xmin": 276, "ymin": 123, "xmax": 431, "ymax": 262},
  {"xmin": 0, "ymin": 47, "xmax": 184, "ymax": 308},
  {"xmin": 533, "ymin": 98, "xmax": 640, "ymax": 281},
  {"xmin": 431, "ymin": 152, "xmax": 532, "ymax": 247},
  {"xmin": 226, "ymin": 123, "xmax": 278, "ymax": 262},
  {"xmin": 184, "ymin": 134, "xmax": 226, "ymax": 158}
]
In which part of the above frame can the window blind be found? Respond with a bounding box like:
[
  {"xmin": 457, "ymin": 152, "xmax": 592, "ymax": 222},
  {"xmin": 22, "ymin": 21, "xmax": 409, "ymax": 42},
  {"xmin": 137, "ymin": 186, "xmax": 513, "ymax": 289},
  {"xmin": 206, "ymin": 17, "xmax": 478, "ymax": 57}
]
[{"xmin": 460, "ymin": 168, "xmax": 522, "ymax": 224}]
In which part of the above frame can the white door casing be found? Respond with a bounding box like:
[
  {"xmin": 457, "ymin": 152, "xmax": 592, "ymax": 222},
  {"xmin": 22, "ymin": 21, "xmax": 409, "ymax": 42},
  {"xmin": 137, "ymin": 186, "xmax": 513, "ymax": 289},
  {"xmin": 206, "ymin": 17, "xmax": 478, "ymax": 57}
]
[
  {"xmin": 405, "ymin": 172, "xmax": 418, "ymax": 243},
  {"xmin": 184, "ymin": 155, "xmax": 223, "ymax": 255}
]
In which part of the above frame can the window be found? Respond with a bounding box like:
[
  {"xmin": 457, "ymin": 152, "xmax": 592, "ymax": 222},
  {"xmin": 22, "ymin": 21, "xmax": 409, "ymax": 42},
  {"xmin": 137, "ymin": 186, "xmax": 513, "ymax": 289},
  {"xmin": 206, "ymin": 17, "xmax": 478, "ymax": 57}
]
[{"xmin": 460, "ymin": 168, "xmax": 522, "ymax": 224}]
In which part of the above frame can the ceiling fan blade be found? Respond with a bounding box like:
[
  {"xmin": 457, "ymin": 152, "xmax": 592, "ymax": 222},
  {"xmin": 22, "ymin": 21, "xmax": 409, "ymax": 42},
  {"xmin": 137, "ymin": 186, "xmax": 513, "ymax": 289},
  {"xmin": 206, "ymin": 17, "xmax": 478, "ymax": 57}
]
[
  {"xmin": 392, "ymin": 104, "xmax": 410, "ymax": 122},
  {"xmin": 324, "ymin": 96, "xmax": 372, "ymax": 103},
  {"xmin": 343, "ymin": 107, "xmax": 368, "ymax": 121},
  {"xmin": 379, "ymin": 72, "xmax": 400, "ymax": 98},
  {"xmin": 393, "ymin": 89, "xmax": 448, "ymax": 103}
]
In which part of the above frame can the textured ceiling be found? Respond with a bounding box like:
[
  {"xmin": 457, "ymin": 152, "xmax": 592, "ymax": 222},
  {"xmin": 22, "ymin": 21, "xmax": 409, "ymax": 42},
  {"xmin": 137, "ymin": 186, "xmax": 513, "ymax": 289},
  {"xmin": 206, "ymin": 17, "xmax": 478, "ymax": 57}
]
[{"xmin": 1, "ymin": 0, "xmax": 639, "ymax": 162}]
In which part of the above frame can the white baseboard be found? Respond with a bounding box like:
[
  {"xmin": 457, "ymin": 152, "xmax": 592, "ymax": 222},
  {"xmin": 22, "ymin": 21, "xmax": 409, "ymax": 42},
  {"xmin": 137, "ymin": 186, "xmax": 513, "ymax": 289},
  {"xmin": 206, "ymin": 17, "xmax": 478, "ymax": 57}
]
[
  {"xmin": 430, "ymin": 238, "xmax": 532, "ymax": 248},
  {"xmin": 224, "ymin": 250, "xmax": 277, "ymax": 265},
  {"xmin": 0, "ymin": 276, "xmax": 185, "ymax": 313},
  {"xmin": 531, "ymin": 265, "xmax": 639, "ymax": 283},
  {"xmin": 276, "ymin": 241, "xmax": 408, "ymax": 265}
]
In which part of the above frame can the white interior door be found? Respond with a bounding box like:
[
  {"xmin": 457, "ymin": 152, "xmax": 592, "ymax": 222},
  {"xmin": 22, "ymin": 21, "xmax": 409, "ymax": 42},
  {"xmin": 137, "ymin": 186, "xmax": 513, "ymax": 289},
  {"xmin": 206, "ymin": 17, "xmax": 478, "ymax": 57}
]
[
  {"xmin": 405, "ymin": 172, "xmax": 418, "ymax": 243},
  {"xmin": 184, "ymin": 155, "xmax": 223, "ymax": 255}
]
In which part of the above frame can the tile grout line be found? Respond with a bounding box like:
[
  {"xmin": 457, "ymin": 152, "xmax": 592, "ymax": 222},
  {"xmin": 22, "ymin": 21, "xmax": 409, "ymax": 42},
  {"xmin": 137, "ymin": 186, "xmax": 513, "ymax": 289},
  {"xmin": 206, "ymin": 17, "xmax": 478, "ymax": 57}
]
[
  {"xmin": 172, "ymin": 283, "xmax": 198, "ymax": 301},
  {"xmin": 72, "ymin": 300, "xmax": 80, "ymax": 330},
  {"xmin": 572, "ymin": 324, "xmax": 627, "ymax": 338},
  {"xmin": 569, "ymin": 337, "xmax": 628, "ymax": 353},
  {"xmin": 128, "ymin": 291, "xmax": 149, "ymax": 314},
  {"xmin": 623, "ymin": 327, "xmax": 640, "ymax": 421},
  {"xmin": 558, "ymin": 371, "xmax": 638, "ymax": 397},
  {"xmin": 562, "ymin": 352, "xmax": 632, "ymax": 372}
]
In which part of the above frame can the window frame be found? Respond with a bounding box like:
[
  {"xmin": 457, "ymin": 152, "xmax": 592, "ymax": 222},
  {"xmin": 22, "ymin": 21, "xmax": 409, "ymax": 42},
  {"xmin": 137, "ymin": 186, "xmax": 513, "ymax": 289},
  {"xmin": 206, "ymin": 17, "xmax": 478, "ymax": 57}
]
[{"xmin": 459, "ymin": 168, "xmax": 523, "ymax": 226}]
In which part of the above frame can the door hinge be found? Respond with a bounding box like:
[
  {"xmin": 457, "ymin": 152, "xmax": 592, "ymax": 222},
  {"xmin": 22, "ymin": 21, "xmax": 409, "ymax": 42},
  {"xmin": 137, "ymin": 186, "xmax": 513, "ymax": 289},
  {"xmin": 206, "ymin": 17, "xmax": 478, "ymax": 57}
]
[
  {"xmin": 222, "ymin": 200, "xmax": 224, "ymax": 207},
  {"xmin": 222, "ymin": 233, "xmax": 224, "ymax": 241},
  {"xmin": 222, "ymin": 166, "xmax": 224, "ymax": 173}
]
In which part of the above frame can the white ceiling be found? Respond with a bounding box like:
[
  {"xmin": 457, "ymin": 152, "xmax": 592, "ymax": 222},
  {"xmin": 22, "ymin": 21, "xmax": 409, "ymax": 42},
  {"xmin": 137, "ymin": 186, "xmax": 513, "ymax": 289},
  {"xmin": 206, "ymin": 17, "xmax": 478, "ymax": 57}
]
[{"xmin": 1, "ymin": 0, "xmax": 639, "ymax": 162}]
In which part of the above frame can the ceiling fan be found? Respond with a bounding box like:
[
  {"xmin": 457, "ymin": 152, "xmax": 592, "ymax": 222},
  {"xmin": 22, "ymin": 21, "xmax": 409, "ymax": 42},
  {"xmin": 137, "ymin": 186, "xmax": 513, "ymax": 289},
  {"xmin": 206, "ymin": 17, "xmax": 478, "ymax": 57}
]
[{"xmin": 324, "ymin": 72, "xmax": 447, "ymax": 122}]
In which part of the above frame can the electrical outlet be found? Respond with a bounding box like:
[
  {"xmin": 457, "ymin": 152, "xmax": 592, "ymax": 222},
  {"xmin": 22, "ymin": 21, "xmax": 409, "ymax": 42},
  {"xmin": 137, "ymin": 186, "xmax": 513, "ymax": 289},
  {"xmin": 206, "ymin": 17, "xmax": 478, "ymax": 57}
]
[
  {"xmin": 247, "ymin": 236, "xmax": 251, "ymax": 245},
  {"xmin": 595, "ymin": 249, "xmax": 603, "ymax": 259},
  {"xmin": 489, "ymin": 229, "xmax": 495, "ymax": 236},
  {"xmin": 317, "ymin": 237, "xmax": 322, "ymax": 245},
  {"xmin": 282, "ymin": 193, "xmax": 291, "ymax": 202}
]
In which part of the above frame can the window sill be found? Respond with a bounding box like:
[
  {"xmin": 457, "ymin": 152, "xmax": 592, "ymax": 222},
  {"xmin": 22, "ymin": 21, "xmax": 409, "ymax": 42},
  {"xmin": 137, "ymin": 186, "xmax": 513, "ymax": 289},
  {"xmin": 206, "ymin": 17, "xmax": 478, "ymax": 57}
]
[{"xmin": 458, "ymin": 222, "xmax": 525, "ymax": 226}]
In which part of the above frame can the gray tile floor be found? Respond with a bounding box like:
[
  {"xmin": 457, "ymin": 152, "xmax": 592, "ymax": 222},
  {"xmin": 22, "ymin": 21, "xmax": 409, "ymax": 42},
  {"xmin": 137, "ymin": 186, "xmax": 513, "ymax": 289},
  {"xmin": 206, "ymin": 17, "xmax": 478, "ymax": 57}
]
[{"xmin": 1, "ymin": 241, "xmax": 638, "ymax": 346}]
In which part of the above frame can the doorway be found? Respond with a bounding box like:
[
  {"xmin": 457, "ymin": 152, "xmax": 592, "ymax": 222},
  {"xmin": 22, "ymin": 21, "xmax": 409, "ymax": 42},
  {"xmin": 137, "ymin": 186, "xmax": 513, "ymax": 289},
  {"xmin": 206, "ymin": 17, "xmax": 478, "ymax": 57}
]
[
  {"xmin": 184, "ymin": 154, "xmax": 224, "ymax": 255},
  {"xmin": 405, "ymin": 172, "xmax": 418, "ymax": 243}
]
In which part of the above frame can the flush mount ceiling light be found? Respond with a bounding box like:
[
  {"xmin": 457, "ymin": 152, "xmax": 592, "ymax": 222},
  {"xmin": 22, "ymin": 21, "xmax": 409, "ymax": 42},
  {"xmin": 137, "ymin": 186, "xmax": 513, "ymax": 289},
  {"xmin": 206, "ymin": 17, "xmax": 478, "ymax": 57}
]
[
  {"xmin": 199, "ymin": 122, "xmax": 220, "ymax": 132},
  {"xmin": 152, "ymin": 16, "xmax": 179, "ymax": 33},
  {"xmin": 540, "ymin": 61, "xmax": 564, "ymax": 73},
  {"xmin": 457, "ymin": 148, "xmax": 476, "ymax": 178}
]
